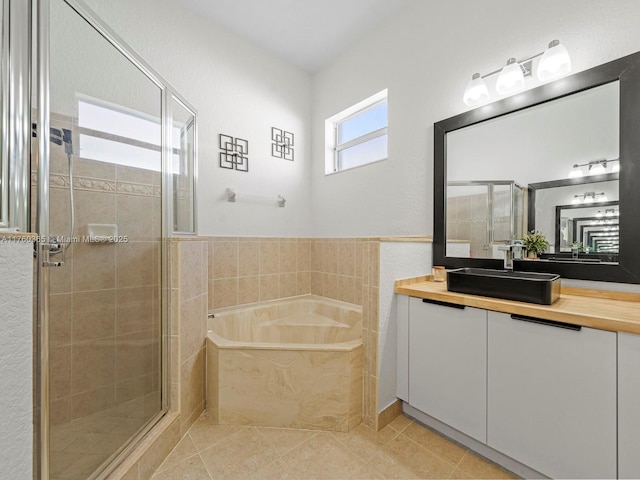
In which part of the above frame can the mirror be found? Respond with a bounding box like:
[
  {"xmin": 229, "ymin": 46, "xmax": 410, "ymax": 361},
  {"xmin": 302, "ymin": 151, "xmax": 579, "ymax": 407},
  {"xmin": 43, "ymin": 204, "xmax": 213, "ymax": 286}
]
[{"xmin": 434, "ymin": 51, "xmax": 640, "ymax": 283}]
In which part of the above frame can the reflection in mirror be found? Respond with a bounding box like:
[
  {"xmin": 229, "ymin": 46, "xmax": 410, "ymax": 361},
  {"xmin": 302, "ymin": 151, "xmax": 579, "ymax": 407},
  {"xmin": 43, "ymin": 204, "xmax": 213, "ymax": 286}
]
[
  {"xmin": 446, "ymin": 181, "xmax": 523, "ymax": 258},
  {"xmin": 555, "ymin": 201, "xmax": 619, "ymax": 254},
  {"xmin": 445, "ymin": 81, "xmax": 619, "ymax": 261},
  {"xmin": 531, "ymin": 177, "xmax": 618, "ymax": 259}
]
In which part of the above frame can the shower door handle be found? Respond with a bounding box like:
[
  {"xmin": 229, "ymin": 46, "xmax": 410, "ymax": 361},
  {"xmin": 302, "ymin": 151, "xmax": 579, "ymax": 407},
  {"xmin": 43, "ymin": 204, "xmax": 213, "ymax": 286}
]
[{"xmin": 40, "ymin": 240, "xmax": 66, "ymax": 267}]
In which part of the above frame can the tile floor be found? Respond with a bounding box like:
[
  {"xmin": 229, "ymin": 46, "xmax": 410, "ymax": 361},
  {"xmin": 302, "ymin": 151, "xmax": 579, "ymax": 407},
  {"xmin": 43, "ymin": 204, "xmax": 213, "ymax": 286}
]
[{"xmin": 151, "ymin": 413, "xmax": 518, "ymax": 479}]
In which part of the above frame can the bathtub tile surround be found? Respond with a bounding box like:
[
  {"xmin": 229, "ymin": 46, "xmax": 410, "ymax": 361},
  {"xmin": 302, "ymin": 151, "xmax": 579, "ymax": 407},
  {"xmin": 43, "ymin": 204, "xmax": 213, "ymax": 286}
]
[
  {"xmin": 171, "ymin": 238, "xmax": 209, "ymax": 436},
  {"xmin": 150, "ymin": 412, "xmax": 516, "ymax": 479},
  {"xmin": 206, "ymin": 236, "xmax": 383, "ymax": 429},
  {"xmin": 206, "ymin": 296, "xmax": 362, "ymax": 431}
]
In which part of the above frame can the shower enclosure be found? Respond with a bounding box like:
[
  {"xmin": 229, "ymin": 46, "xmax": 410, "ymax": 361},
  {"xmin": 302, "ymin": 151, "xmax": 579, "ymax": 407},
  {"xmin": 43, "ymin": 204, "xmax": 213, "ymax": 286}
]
[
  {"xmin": 1, "ymin": 1, "xmax": 196, "ymax": 478},
  {"xmin": 446, "ymin": 181, "xmax": 524, "ymax": 259}
]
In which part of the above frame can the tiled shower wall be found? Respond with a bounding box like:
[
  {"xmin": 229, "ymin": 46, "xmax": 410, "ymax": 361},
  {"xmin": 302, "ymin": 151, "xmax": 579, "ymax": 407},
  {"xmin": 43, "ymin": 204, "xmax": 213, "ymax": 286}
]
[
  {"xmin": 205, "ymin": 236, "xmax": 381, "ymax": 429},
  {"xmin": 43, "ymin": 115, "xmax": 162, "ymax": 428},
  {"xmin": 447, "ymin": 191, "xmax": 514, "ymax": 258}
]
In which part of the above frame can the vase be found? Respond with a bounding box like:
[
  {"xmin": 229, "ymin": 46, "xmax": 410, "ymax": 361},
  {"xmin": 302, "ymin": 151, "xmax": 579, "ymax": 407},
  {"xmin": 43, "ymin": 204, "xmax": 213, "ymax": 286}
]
[{"xmin": 527, "ymin": 251, "xmax": 538, "ymax": 259}]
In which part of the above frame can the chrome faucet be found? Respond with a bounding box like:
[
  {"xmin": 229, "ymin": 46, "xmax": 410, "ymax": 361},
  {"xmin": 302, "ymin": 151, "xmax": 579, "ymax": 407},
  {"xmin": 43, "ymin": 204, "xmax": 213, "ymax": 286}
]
[{"xmin": 498, "ymin": 241, "xmax": 524, "ymax": 270}]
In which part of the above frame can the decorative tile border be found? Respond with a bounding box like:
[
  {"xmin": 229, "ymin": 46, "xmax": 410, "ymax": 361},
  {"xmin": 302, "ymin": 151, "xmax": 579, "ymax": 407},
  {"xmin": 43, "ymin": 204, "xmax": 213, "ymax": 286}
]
[{"xmin": 34, "ymin": 172, "xmax": 159, "ymax": 197}]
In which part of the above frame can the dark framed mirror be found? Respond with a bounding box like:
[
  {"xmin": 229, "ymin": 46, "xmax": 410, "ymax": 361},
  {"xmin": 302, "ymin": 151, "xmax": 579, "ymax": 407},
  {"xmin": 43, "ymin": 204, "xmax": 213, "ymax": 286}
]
[{"xmin": 433, "ymin": 51, "xmax": 640, "ymax": 283}]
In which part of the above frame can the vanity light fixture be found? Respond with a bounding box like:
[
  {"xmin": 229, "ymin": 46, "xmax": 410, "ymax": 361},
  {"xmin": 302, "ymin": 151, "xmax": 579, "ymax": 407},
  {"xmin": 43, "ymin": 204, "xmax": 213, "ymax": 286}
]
[
  {"xmin": 496, "ymin": 58, "xmax": 525, "ymax": 95},
  {"xmin": 463, "ymin": 39, "xmax": 571, "ymax": 106},
  {"xmin": 568, "ymin": 164, "xmax": 584, "ymax": 179},
  {"xmin": 572, "ymin": 191, "xmax": 608, "ymax": 204},
  {"xmin": 566, "ymin": 159, "xmax": 619, "ymax": 178},
  {"xmin": 537, "ymin": 40, "xmax": 572, "ymax": 82},
  {"xmin": 463, "ymin": 73, "xmax": 490, "ymax": 107}
]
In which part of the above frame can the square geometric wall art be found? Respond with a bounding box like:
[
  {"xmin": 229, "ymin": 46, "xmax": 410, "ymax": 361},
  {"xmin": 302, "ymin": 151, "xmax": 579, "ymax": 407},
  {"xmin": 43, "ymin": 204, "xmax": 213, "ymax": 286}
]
[
  {"xmin": 271, "ymin": 127, "xmax": 294, "ymax": 161},
  {"xmin": 219, "ymin": 134, "xmax": 249, "ymax": 172}
]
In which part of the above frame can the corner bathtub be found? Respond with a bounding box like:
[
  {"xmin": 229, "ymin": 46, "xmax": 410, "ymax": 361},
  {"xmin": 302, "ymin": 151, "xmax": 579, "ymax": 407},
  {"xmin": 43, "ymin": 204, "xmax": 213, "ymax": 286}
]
[{"xmin": 206, "ymin": 295, "xmax": 363, "ymax": 432}]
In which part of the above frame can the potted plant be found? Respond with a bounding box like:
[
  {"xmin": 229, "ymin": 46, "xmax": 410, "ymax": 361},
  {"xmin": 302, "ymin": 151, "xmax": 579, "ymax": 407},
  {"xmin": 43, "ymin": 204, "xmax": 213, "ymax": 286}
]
[{"xmin": 522, "ymin": 230, "xmax": 549, "ymax": 259}]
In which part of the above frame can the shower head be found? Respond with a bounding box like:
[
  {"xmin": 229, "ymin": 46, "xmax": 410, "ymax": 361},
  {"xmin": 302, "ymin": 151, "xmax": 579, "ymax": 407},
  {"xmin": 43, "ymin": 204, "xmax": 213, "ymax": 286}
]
[
  {"xmin": 62, "ymin": 128, "xmax": 72, "ymax": 156},
  {"xmin": 49, "ymin": 127, "xmax": 63, "ymax": 146}
]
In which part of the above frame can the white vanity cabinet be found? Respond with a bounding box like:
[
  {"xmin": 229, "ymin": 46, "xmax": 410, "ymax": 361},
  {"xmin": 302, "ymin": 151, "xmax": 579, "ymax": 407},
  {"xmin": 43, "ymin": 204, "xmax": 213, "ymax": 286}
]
[
  {"xmin": 407, "ymin": 297, "xmax": 487, "ymax": 442},
  {"xmin": 618, "ymin": 332, "xmax": 640, "ymax": 479},
  {"xmin": 486, "ymin": 311, "xmax": 617, "ymax": 480}
]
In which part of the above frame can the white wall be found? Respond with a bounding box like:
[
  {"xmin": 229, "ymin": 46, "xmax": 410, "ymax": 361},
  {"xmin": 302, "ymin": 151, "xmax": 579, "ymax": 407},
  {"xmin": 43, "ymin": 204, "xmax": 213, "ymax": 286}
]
[
  {"xmin": 0, "ymin": 241, "xmax": 33, "ymax": 479},
  {"xmin": 310, "ymin": 0, "xmax": 640, "ymax": 237},
  {"xmin": 378, "ymin": 241, "xmax": 431, "ymax": 412},
  {"xmin": 82, "ymin": 0, "xmax": 313, "ymax": 237}
]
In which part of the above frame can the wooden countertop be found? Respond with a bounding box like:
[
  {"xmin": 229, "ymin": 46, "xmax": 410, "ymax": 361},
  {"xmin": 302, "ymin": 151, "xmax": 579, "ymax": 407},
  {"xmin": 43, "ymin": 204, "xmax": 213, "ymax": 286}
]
[{"xmin": 395, "ymin": 277, "xmax": 640, "ymax": 335}]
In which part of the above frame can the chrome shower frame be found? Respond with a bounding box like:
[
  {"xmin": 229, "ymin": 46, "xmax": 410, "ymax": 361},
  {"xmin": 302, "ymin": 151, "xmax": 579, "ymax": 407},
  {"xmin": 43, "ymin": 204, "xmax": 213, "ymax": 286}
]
[{"xmin": 33, "ymin": 0, "xmax": 198, "ymax": 478}]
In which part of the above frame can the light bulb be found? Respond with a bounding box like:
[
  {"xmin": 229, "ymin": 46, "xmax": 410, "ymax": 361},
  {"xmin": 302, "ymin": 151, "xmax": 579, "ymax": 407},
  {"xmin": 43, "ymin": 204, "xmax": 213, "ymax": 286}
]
[
  {"xmin": 568, "ymin": 164, "xmax": 583, "ymax": 178},
  {"xmin": 463, "ymin": 73, "xmax": 490, "ymax": 106},
  {"xmin": 572, "ymin": 195, "xmax": 582, "ymax": 204},
  {"xmin": 537, "ymin": 40, "xmax": 572, "ymax": 82},
  {"xmin": 496, "ymin": 58, "xmax": 525, "ymax": 95},
  {"xmin": 611, "ymin": 161, "xmax": 620, "ymax": 173},
  {"xmin": 596, "ymin": 211, "xmax": 603, "ymax": 218},
  {"xmin": 599, "ymin": 193, "xmax": 608, "ymax": 202},
  {"xmin": 584, "ymin": 194, "xmax": 594, "ymax": 204},
  {"xmin": 589, "ymin": 162, "xmax": 606, "ymax": 176}
]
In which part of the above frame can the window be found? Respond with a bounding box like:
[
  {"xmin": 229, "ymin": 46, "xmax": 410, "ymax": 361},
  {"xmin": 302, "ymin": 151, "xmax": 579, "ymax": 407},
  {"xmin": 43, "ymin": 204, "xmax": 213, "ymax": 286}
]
[{"xmin": 325, "ymin": 89, "xmax": 388, "ymax": 174}]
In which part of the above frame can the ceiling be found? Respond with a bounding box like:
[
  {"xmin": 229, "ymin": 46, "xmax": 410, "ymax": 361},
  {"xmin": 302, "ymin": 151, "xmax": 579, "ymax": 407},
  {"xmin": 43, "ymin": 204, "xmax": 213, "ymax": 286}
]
[{"xmin": 177, "ymin": 0, "xmax": 413, "ymax": 72}]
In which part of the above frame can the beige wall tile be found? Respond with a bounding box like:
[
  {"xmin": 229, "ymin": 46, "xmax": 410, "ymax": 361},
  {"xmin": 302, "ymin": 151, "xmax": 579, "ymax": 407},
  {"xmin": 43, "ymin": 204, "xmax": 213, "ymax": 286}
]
[
  {"xmin": 71, "ymin": 385, "xmax": 115, "ymax": 420},
  {"xmin": 369, "ymin": 241, "xmax": 380, "ymax": 287},
  {"xmin": 310, "ymin": 271, "xmax": 323, "ymax": 296},
  {"xmin": 238, "ymin": 240, "xmax": 260, "ymax": 277},
  {"xmin": 370, "ymin": 287, "xmax": 379, "ymax": 332},
  {"xmin": 279, "ymin": 272, "xmax": 297, "ymax": 298},
  {"xmin": 337, "ymin": 276, "xmax": 355, "ymax": 304},
  {"xmin": 339, "ymin": 241, "xmax": 355, "ymax": 276},
  {"xmin": 323, "ymin": 241, "xmax": 339, "ymax": 275},
  {"xmin": 310, "ymin": 240, "xmax": 323, "ymax": 271},
  {"xmin": 296, "ymin": 240, "xmax": 310, "ymax": 272},
  {"xmin": 50, "ymin": 293, "xmax": 72, "ymax": 346},
  {"xmin": 116, "ymin": 194, "xmax": 157, "ymax": 241},
  {"xmin": 279, "ymin": 240, "xmax": 297, "ymax": 273},
  {"xmin": 180, "ymin": 349, "xmax": 205, "ymax": 428},
  {"xmin": 213, "ymin": 278, "xmax": 238, "ymax": 309},
  {"xmin": 73, "ymin": 190, "xmax": 116, "ymax": 238},
  {"xmin": 213, "ymin": 240, "xmax": 238, "ymax": 279},
  {"xmin": 73, "ymin": 289, "xmax": 116, "ymax": 342},
  {"xmin": 50, "ymin": 345, "xmax": 72, "ymax": 400},
  {"xmin": 238, "ymin": 276, "xmax": 260, "ymax": 305},
  {"xmin": 323, "ymin": 273, "xmax": 338, "ymax": 300},
  {"xmin": 354, "ymin": 241, "xmax": 364, "ymax": 279},
  {"xmin": 180, "ymin": 294, "xmax": 206, "ymax": 361},
  {"xmin": 116, "ymin": 286, "xmax": 155, "ymax": 336},
  {"xmin": 259, "ymin": 240, "xmax": 279, "ymax": 275},
  {"xmin": 50, "ymin": 396, "xmax": 72, "ymax": 426},
  {"xmin": 116, "ymin": 242, "xmax": 156, "ymax": 289},
  {"xmin": 73, "ymin": 243, "xmax": 116, "ymax": 291},
  {"xmin": 208, "ymin": 280, "xmax": 214, "ymax": 311},
  {"xmin": 259, "ymin": 274, "xmax": 279, "ymax": 301},
  {"xmin": 115, "ymin": 331, "xmax": 154, "ymax": 383},
  {"xmin": 296, "ymin": 271, "xmax": 311, "ymax": 296},
  {"xmin": 71, "ymin": 339, "xmax": 116, "ymax": 394},
  {"xmin": 178, "ymin": 241, "xmax": 205, "ymax": 300}
]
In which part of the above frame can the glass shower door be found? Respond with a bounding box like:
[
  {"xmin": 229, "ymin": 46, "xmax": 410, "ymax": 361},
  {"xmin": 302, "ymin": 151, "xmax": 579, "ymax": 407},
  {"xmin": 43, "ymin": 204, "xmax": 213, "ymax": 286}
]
[{"xmin": 43, "ymin": 1, "xmax": 165, "ymax": 478}]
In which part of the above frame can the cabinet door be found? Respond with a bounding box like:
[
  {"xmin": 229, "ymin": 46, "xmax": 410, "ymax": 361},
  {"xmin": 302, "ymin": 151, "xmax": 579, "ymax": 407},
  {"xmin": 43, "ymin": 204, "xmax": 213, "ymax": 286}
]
[
  {"xmin": 619, "ymin": 332, "xmax": 640, "ymax": 479},
  {"xmin": 408, "ymin": 297, "xmax": 487, "ymax": 442},
  {"xmin": 487, "ymin": 311, "xmax": 616, "ymax": 479}
]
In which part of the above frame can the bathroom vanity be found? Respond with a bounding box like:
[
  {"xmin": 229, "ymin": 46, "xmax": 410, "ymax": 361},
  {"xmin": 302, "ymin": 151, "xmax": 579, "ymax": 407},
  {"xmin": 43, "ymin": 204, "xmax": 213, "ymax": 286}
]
[{"xmin": 395, "ymin": 278, "xmax": 640, "ymax": 479}]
